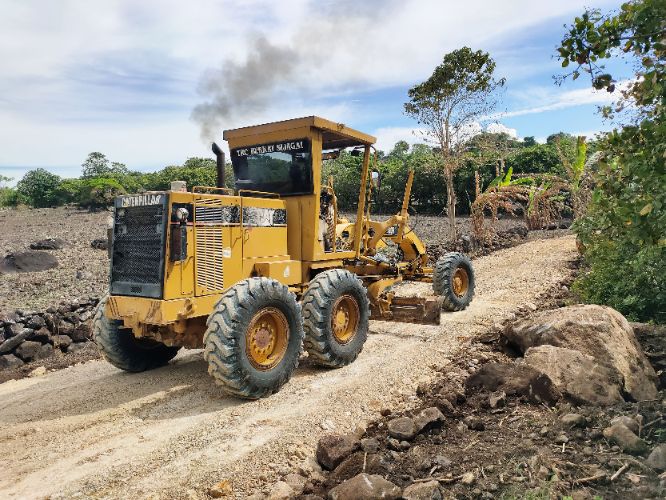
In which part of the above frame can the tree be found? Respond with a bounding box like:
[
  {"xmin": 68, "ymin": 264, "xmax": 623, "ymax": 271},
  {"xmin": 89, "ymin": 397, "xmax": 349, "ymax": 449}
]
[
  {"xmin": 558, "ymin": 0, "xmax": 666, "ymax": 322},
  {"xmin": 404, "ymin": 47, "xmax": 505, "ymax": 240},
  {"xmin": 523, "ymin": 136, "xmax": 537, "ymax": 147},
  {"xmin": 81, "ymin": 152, "xmax": 110, "ymax": 178},
  {"xmin": 16, "ymin": 169, "xmax": 61, "ymax": 208}
]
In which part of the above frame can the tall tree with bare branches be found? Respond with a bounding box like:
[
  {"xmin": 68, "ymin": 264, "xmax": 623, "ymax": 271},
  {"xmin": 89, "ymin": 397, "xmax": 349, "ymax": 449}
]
[{"xmin": 404, "ymin": 47, "xmax": 505, "ymax": 241}]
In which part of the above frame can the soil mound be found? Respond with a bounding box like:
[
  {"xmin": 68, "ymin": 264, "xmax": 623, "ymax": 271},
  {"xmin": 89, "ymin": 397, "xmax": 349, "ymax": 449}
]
[{"xmin": 0, "ymin": 251, "xmax": 58, "ymax": 273}]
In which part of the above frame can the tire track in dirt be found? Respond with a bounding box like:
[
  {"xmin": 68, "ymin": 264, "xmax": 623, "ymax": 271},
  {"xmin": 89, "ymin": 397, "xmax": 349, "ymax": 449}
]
[{"xmin": 0, "ymin": 235, "xmax": 577, "ymax": 499}]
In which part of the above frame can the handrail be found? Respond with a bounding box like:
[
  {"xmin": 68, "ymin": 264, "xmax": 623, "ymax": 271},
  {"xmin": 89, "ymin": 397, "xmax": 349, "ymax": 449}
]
[
  {"xmin": 192, "ymin": 186, "xmax": 234, "ymax": 195},
  {"xmin": 238, "ymin": 189, "xmax": 281, "ymax": 199}
]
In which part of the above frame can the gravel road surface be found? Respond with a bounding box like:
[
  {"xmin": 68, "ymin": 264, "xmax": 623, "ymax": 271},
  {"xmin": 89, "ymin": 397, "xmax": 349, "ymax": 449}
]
[{"xmin": 0, "ymin": 235, "xmax": 577, "ymax": 499}]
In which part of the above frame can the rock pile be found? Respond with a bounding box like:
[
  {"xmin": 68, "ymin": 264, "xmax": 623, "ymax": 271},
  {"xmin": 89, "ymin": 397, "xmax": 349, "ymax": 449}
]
[{"xmin": 0, "ymin": 296, "xmax": 100, "ymax": 370}]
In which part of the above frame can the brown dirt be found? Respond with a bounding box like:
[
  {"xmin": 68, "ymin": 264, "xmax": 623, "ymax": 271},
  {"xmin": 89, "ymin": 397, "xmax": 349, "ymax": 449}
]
[{"xmin": 0, "ymin": 235, "xmax": 578, "ymax": 499}]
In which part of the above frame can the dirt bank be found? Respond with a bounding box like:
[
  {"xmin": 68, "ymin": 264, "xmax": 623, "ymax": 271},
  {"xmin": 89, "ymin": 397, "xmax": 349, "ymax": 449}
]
[{"xmin": 0, "ymin": 235, "xmax": 577, "ymax": 499}]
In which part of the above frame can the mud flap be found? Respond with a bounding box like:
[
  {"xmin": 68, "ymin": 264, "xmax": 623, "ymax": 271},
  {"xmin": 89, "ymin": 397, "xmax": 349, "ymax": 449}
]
[{"xmin": 370, "ymin": 296, "xmax": 441, "ymax": 325}]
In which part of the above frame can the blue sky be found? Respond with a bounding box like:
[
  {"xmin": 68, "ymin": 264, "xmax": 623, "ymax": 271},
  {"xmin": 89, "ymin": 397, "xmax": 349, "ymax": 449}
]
[{"xmin": 0, "ymin": 0, "xmax": 628, "ymax": 184}]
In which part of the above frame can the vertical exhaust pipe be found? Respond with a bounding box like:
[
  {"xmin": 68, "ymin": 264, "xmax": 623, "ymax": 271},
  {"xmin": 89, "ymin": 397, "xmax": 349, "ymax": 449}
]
[{"xmin": 212, "ymin": 142, "xmax": 225, "ymax": 189}]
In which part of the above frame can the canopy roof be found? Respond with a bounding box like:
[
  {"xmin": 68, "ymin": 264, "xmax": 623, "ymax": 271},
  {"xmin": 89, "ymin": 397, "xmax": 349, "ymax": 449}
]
[{"xmin": 223, "ymin": 116, "xmax": 376, "ymax": 149}]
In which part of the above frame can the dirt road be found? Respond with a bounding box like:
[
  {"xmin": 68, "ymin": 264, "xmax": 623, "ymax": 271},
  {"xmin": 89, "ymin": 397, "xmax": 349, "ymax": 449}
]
[{"xmin": 0, "ymin": 235, "xmax": 577, "ymax": 499}]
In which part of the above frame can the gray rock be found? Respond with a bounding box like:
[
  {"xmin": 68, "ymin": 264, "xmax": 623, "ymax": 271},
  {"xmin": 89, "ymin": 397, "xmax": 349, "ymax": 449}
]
[
  {"xmin": 57, "ymin": 320, "xmax": 74, "ymax": 336},
  {"xmin": 283, "ymin": 473, "xmax": 306, "ymax": 496},
  {"xmin": 54, "ymin": 334, "xmax": 73, "ymax": 351},
  {"xmin": 0, "ymin": 328, "xmax": 32, "ymax": 353},
  {"xmin": 465, "ymin": 362, "xmax": 561, "ymax": 405},
  {"xmin": 66, "ymin": 342, "xmax": 87, "ymax": 354},
  {"xmin": 267, "ymin": 481, "xmax": 294, "ymax": 500},
  {"xmin": 610, "ymin": 415, "xmax": 639, "ymax": 434},
  {"xmin": 505, "ymin": 305, "xmax": 658, "ymax": 401},
  {"xmin": 646, "ymin": 444, "xmax": 666, "ymax": 471},
  {"xmin": 15, "ymin": 341, "xmax": 44, "ymax": 361},
  {"xmin": 0, "ymin": 354, "xmax": 24, "ymax": 369},
  {"xmin": 414, "ymin": 407, "xmax": 445, "ymax": 433},
  {"xmin": 463, "ymin": 416, "xmax": 485, "ymax": 431},
  {"xmin": 360, "ymin": 438, "xmax": 380, "ymax": 454},
  {"xmin": 15, "ymin": 341, "xmax": 53, "ymax": 362},
  {"xmin": 489, "ymin": 390, "xmax": 506, "ymax": 409},
  {"xmin": 554, "ymin": 434, "xmax": 569, "ymax": 444},
  {"xmin": 328, "ymin": 473, "xmax": 401, "ymax": 500},
  {"xmin": 316, "ymin": 434, "xmax": 359, "ymax": 470},
  {"xmin": 38, "ymin": 343, "xmax": 54, "ymax": 360},
  {"xmin": 524, "ymin": 345, "xmax": 624, "ymax": 406},
  {"xmin": 387, "ymin": 417, "xmax": 417, "ymax": 441},
  {"xmin": 602, "ymin": 423, "xmax": 648, "ymax": 455},
  {"xmin": 4, "ymin": 322, "xmax": 23, "ymax": 338},
  {"xmin": 30, "ymin": 238, "xmax": 66, "ymax": 250},
  {"xmin": 402, "ymin": 480, "xmax": 442, "ymax": 500},
  {"xmin": 70, "ymin": 322, "xmax": 91, "ymax": 342},
  {"xmin": 434, "ymin": 455, "xmax": 452, "ymax": 468},
  {"xmin": 91, "ymin": 238, "xmax": 108, "ymax": 250},
  {"xmin": 27, "ymin": 315, "xmax": 46, "ymax": 329},
  {"xmin": 561, "ymin": 413, "xmax": 587, "ymax": 428},
  {"xmin": 31, "ymin": 327, "xmax": 52, "ymax": 344}
]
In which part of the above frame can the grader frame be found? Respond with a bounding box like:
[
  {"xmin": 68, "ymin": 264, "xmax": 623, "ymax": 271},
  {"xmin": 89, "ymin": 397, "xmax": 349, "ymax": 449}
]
[{"xmin": 97, "ymin": 116, "xmax": 474, "ymax": 398}]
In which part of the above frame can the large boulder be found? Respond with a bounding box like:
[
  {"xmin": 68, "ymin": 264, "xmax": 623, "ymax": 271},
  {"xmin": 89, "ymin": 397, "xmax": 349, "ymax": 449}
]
[
  {"xmin": 504, "ymin": 305, "xmax": 658, "ymax": 401},
  {"xmin": 523, "ymin": 346, "xmax": 624, "ymax": 406}
]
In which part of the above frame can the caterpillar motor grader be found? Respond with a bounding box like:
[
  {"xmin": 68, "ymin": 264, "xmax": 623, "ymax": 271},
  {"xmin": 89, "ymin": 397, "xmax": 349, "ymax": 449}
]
[{"xmin": 95, "ymin": 116, "xmax": 475, "ymax": 399}]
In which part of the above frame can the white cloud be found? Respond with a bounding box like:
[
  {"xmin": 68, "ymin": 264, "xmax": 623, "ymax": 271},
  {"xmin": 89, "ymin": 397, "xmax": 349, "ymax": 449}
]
[
  {"xmin": 486, "ymin": 123, "xmax": 518, "ymax": 138},
  {"xmin": 501, "ymin": 82, "xmax": 629, "ymax": 118},
  {"xmin": 0, "ymin": 0, "xmax": 619, "ymax": 169}
]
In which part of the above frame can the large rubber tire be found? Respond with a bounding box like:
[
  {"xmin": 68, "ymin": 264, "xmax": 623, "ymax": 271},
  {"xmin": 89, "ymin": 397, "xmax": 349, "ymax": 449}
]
[
  {"xmin": 93, "ymin": 296, "xmax": 181, "ymax": 372},
  {"xmin": 203, "ymin": 278, "xmax": 303, "ymax": 399},
  {"xmin": 302, "ymin": 269, "xmax": 370, "ymax": 368},
  {"xmin": 433, "ymin": 252, "xmax": 475, "ymax": 311}
]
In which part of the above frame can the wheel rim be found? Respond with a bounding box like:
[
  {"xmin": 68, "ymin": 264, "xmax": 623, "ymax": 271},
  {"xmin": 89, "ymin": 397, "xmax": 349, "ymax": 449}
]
[
  {"xmin": 452, "ymin": 267, "xmax": 470, "ymax": 298},
  {"xmin": 331, "ymin": 294, "xmax": 360, "ymax": 344},
  {"xmin": 246, "ymin": 307, "xmax": 289, "ymax": 370}
]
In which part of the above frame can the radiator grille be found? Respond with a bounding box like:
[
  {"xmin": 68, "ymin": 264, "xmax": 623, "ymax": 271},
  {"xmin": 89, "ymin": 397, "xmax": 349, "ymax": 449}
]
[
  {"xmin": 111, "ymin": 202, "xmax": 166, "ymax": 297},
  {"xmin": 195, "ymin": 226, "xmax": 225, "ymax": 292},
  {"xmin": 194, "ymin": 196, "xmax": 227, "ymax": 294}
]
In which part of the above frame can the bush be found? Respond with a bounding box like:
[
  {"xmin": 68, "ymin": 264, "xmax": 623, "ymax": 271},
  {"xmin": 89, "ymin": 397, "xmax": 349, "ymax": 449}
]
[
  {"xmin": 0, "ymin": 187, "xmax": 27, "ymax": 207},
  {"xmin": 574, "ymin": 241, "xmax": 665, "ymax": 323},
  {"xmin": 78, "ymin": 178, "xmax": 126, "ymax": 209},
  {"xmin": 16, "ymin": 168, "xmax": 61, "ymax": 207},
  {"xmin": 54, "ymin": 178, "xmax": 85, "ymax": 205}
]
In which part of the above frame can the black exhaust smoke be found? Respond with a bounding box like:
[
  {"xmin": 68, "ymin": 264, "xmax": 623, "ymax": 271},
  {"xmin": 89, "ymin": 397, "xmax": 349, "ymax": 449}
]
[{"xmin": 212, "ymin": 142, "xmax": 225, "ymax": 189}]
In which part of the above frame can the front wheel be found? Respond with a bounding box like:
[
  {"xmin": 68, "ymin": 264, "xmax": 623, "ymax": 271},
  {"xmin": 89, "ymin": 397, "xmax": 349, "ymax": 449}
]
[
  {"xmin": 302, "ymin": 269, "xmax": 370, "ymax": 368},
  {"xmin": 93, "ymin": 296, "xmax": 181, "ymax": 372},
  {"xmin": 433, "ymin": 252, "xmax": 475, "ymax": 311},
  {"xmin": 203, "ymin": 278, "xmax": 304, "ymax": 399}
]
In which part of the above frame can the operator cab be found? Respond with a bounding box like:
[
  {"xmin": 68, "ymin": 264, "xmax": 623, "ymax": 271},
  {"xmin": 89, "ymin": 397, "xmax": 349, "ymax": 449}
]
[{"xmin": 231, "ymin": 139, "xmax": 314, "ymax": 196}]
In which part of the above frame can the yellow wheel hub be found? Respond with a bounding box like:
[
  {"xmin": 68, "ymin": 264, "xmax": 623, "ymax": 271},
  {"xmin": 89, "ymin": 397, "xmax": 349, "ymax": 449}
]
[
  {"xmin": 331, "ymin": 295, "xmax": 360, "ymax": 344},
  {"xmin": 452, "ymin": 267, "xmax": 470, "ymax": 298},
  {"xmin": 246, "ymin": 307, "xmax": 289, "ymax": 371}
]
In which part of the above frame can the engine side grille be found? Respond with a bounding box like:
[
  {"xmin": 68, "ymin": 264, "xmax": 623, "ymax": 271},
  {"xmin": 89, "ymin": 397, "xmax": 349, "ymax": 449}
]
[
  {"xmin": 194, "ymin": 196, "xmax": 228, "ymax": 295},
  {"xmin": 111, "ymin": 200, "xmax": 166, "ymax": 298}
]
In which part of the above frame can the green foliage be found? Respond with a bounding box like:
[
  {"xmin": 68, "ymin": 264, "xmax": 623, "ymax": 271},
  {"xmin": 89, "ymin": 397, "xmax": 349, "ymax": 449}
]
[
  {"xmin": 141, "ymin": 157, "xmax": 228, "ymax": 191},
  {"xmin": 560, "ymin": 0, "xmax": 666, "ymax": 322},
  {"xmin": 77, "ymin": 178, "xmax": 126, "ymax": 209},
  {"xmin": 16, "ymin": 168, "xmax": 62, "ymax": 208}
]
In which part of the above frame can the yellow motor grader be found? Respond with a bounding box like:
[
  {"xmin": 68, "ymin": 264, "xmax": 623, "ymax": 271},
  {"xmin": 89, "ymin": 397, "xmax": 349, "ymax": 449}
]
[{"xmin": 95, "ymin": 116, "xmax": 475, "ymax": 398}]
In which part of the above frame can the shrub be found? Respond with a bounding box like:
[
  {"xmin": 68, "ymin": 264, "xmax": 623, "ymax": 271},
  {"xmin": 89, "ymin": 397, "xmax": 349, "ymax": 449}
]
[
  {"xmin": 16, "ymin": 168, "xmax": 61, "ymax": 208},
  {"xmin": 78, "ymin": 178, "xmax": 126, "ymax": 209}
]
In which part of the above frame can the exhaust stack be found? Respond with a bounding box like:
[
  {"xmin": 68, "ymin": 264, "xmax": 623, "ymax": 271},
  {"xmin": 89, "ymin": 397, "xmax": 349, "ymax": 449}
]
[{"xmin": 212, "ymin": 142, "xmax": 225, "ymax": 189}]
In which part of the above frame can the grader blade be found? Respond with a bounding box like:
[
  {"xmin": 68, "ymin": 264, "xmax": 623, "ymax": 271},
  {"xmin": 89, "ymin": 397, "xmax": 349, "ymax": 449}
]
[{"xmin": 371, "ymin": 296, "xmax": 441, "ymax": 325}]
